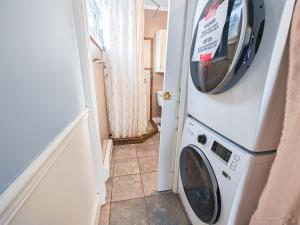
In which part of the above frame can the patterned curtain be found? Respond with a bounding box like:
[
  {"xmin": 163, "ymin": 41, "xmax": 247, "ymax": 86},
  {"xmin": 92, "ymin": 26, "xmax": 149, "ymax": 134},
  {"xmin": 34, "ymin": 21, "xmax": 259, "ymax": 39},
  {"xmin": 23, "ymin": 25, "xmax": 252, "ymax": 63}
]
[{"xmin": 101, "ymin": 0, "xmax": 147, "ymax": 138}]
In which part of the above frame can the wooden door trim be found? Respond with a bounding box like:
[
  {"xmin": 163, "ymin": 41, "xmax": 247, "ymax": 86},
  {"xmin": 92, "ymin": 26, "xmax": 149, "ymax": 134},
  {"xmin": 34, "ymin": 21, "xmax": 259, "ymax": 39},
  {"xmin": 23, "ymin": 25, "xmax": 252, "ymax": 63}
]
[{"xmin": 144, "ymin": 37, "xmax": 154, "ymax": 120}]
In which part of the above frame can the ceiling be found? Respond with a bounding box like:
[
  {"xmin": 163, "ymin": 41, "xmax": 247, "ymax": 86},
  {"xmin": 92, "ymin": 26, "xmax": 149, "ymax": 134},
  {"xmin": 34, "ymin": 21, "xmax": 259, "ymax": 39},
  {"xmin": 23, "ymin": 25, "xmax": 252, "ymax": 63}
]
[{"xmin": 144, "ymin": 0, "xmax": 169, "ymax": 11}]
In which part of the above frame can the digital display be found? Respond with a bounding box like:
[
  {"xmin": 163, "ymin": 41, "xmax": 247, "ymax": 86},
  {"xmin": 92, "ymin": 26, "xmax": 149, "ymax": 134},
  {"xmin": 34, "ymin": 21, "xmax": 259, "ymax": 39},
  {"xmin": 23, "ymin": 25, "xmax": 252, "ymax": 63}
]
[{"xmin": 211, "ymin": 141, "xmax": 232, "ymax": 163}]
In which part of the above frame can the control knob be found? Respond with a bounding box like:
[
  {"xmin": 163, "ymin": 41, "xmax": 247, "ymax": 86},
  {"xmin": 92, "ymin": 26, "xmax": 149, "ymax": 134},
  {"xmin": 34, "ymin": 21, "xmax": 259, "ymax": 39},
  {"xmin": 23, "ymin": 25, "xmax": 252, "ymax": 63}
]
[{"xmin": 198, "ymin": 134, "xmax": 207, "ymax": 144}]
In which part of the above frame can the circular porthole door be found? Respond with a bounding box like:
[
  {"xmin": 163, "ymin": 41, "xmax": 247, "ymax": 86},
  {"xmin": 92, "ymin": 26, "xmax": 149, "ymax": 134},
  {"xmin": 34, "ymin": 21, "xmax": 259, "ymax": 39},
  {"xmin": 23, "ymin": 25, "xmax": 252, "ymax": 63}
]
[
  {"xmin": 190, "ymin": 0, "xmax": 265, "ymax": 94},
  {"xmin": 180, "ymin": 145, "xmax": 221, "ymax": 224}
]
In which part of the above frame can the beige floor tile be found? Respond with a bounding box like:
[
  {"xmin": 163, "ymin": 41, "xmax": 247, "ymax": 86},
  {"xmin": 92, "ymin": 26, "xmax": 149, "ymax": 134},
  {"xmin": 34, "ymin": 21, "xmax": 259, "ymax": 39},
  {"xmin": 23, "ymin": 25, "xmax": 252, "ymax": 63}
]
[
  {"xmin": 114, "ymin": 144, "xmax": 136, "ymax": 150},
  {"xmin": 112, "ymin": 146, "xmax": 137, "ymax": 160},
  {"xmin": 112, "ymin": 174, "xmax": 144, "ymax": 202},
  {"xmin": 153, "ymin": 144, "xmax": 160, "ymax": 152},
  {"xmin": 138, "ymin": 156, "xmax": 158, "ymax": 173},
  {"xmin": 137, "ymin": 150, "xmax": 158, "ymax": 158},
  {"xmin": 110, "ymin": 198, "xmax": 149, "ymax": 225},
  {"xmin": 114, "ymin": 158, "xmax": 140, "ymax": 177},
  {"xmin": 136, "ymin": 144, "xmax": 156, "ymax": 151},
  {"xmin": 138, "ymin": 138, "xmax": 154, "ymax": 146},
  {"xmin": 136, "ymin": 145, "xmax": 158, "ymax": 158},
  {"xmin": 99, "ymin": 204, "xmax": 110, "ymax": 225},
  {"xmin": 110, "ymin": 161, "xmax": 114, "ymax": 178},
  {"xmin": 141, "ymin": 172, "xmax": 158, "ymax": 196},
  {"xmin": 105, "ymin": 178, "xmax": 113, "ymax": 203},
  {"xmin": 151, "ymin": 133, "xmax": 160, "ymax": 145}
]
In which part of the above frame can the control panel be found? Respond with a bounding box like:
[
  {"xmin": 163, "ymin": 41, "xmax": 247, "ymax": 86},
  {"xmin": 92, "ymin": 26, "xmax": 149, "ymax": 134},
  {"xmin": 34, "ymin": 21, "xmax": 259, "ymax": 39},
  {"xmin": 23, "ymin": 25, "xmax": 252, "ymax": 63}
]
[
  {"xmin": 211, "ymin": 141, "xmax": 232, "ymax": 163},
  {"xmin": 210, "ymin": 141, "xmax": 241, "ymax": 172}
]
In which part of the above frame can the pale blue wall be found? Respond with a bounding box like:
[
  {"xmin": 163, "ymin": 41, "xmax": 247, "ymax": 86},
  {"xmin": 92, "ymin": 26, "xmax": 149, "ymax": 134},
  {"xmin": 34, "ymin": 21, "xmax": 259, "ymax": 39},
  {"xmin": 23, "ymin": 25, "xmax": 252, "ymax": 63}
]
[{"xmin": 0, "ymin": 0, "xmax": 85, "ymax": 193}]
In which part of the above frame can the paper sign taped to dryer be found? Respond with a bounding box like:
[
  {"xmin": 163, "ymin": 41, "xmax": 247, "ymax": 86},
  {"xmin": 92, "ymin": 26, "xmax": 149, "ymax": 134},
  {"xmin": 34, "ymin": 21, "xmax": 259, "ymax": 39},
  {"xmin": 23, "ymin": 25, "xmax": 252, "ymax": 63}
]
[{"xmin": 192, "ymin": 0, "xmax": 229, "ymax": 63}]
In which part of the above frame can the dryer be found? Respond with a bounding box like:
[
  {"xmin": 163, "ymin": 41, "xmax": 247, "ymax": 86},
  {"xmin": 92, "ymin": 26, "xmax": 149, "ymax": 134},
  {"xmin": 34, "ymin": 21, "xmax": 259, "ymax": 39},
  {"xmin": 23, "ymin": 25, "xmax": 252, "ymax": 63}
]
[
  {"xmin": 187, "ymin": 0, "xmax": 295, "ymax": 152},
  {"xmin": 178, "ymin": 117, "xmax": 275, "ymax": 225}
]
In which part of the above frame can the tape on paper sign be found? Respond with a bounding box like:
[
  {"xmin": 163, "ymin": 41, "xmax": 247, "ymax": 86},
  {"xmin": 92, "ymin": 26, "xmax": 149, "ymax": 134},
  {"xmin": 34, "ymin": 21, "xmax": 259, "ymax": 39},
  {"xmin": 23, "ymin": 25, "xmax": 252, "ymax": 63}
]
[
  {"xmin": 200, "ymin": 53, "xmax": 212, "ymax": 65},
  {"xmin": 192, "ymin": 0, "xmax": 229, "ymax": 63}
]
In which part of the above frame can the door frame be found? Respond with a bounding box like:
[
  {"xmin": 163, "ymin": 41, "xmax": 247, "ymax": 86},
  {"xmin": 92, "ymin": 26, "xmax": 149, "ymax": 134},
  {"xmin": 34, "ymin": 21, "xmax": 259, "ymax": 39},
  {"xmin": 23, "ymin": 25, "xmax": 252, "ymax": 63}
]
[
  {"xmin": 144, "ymin": 37, "xmax": 154, "ymax": 120},
  {"xmin": 72, "ymin": 0, "xmax": 106, "ymax": 206},
  {"xmin": 157, "ymin": 0, "xmax": 197, "ymax": 192},
  {"xmin": 157, "ymin": 0, "xmax": 187, "ymax": 191},
  {"xmin": 171, "ymin": 0, "xmax": 198, "ymax": 193}
]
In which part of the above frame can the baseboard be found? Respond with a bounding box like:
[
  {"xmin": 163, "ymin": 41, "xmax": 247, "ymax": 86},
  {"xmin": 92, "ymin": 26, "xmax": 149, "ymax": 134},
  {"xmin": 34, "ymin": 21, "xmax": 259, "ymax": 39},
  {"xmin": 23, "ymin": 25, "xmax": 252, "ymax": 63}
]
[
  {"xmin": 112, "ymin": 120, "xmax": 158, "ymax": 145},
  {"xmin": 0, "ymin": 109, "xmax": 100, "ymax": 225},
  {"xmin": 103, "ymin": 139, "xmax": 113, "ymax": 181}
]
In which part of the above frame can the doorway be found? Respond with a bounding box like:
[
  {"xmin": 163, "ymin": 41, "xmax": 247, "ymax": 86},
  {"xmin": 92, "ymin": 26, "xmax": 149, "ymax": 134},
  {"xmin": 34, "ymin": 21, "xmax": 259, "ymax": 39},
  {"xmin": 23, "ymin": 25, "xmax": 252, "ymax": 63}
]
[{"xmin": 144, "ymin": 9, "xmax": 168, "ymax": 132}]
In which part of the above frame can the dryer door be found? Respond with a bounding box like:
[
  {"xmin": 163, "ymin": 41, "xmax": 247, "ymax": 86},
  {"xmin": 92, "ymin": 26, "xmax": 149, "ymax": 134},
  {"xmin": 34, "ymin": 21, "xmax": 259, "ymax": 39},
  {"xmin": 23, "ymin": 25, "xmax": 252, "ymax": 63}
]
[
  {"xmin": 190, "ymin": 0, "xmax": 265, "ymax": 94},
  {"xmin": 180, "ymin": 145, "xmax": 221, "ymax": 224}
]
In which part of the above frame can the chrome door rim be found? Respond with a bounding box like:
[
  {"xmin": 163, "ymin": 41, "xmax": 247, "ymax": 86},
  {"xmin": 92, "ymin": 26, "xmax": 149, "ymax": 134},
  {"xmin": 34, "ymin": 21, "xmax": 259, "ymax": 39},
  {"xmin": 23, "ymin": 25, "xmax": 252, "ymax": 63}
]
[
  {"xmin": 190, "ymin": 0, "xmax": 265, "ymax": 94},
  {"xmin": 180, "ymin": 145, "xmax": 221, "ymax": 224},
  {"xmin": 211, "ymin": 0, "xmax": 248, "ymax": 94}
]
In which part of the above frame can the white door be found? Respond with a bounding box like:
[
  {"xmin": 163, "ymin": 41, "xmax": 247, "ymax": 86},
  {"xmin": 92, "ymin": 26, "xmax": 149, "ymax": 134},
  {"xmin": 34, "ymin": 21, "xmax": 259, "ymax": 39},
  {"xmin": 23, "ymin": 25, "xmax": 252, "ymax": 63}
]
[{"xmin": 157, "ymin": 0, "xmax": 189, "ymax": 191}]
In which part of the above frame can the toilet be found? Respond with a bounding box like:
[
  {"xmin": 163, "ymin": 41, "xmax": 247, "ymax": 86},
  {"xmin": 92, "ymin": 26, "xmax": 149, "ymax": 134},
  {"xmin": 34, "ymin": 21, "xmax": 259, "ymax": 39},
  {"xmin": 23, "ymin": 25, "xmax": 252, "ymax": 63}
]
[
  {"xmin": 156, "ymin": 91, "xmax": 163, "ymax": 108},
  {"xmin": 153, "ymin": 91, "xmax": 163, "ymax": 131}
]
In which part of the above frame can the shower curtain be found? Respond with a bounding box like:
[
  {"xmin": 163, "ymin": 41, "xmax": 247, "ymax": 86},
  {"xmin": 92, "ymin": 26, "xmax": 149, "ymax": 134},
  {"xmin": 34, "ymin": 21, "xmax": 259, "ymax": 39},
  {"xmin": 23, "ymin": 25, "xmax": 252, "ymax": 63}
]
[
  {"xmin": 250, "ymin": 2, "xmax": 300, "ymax": 224},
  {"xmin": 101, "ymin": 0, "xmax": 147, "ymax": 138}
]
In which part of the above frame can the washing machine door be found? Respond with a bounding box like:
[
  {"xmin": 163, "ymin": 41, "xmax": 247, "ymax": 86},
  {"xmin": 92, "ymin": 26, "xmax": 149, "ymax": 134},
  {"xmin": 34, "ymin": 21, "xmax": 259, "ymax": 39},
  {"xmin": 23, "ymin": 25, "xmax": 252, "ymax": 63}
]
[
  {"xmin": 190, "ymin": 0, "xmax": 265, "ymax": 94},
  {"xmin": 180, "ymin": 145, "xmax": 221, "ymax": 224}
]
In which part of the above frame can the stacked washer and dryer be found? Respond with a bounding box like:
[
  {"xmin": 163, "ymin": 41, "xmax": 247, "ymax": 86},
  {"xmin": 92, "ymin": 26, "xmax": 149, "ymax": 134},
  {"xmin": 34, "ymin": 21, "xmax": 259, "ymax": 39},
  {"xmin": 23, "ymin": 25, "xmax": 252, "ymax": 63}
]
[{"xmin": 178, "ymin": 0, "xmax": 295, "ymax": 224}]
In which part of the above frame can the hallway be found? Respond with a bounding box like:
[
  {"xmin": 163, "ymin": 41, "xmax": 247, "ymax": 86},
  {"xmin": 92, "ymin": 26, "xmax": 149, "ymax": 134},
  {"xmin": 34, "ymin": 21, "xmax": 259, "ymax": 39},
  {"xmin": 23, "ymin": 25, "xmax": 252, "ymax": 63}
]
[{"xmin": 99, "ymin": 133, "xmax": 190, "ymax": 225}]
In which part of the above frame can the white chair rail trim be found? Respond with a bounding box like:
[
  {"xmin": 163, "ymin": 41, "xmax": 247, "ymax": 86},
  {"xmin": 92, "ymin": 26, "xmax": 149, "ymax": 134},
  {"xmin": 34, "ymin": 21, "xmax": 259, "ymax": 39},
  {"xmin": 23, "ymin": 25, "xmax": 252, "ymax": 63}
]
[{"xmin": 0, "ymin": 109, "xmax": 89, "ymax": 225}]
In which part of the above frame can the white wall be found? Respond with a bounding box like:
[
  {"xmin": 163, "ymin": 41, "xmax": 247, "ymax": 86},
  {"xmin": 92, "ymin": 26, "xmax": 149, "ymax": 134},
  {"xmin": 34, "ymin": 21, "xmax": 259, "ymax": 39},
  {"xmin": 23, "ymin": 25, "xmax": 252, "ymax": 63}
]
[
  {"xmin": 144, "ymin": 0, "xmax": 169, "ymax": 10},
  {"xmin": 0, "ymin": 1, "xmax": 102, "ymax": 224},
  {"xmin": 0, "ymin": 0, "xmax": 85, "ymax": 193}
]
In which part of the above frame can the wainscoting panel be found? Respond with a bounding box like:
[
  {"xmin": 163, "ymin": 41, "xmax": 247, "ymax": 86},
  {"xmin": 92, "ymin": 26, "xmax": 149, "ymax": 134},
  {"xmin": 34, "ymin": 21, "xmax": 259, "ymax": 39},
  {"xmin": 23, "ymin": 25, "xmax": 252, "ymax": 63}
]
[{"xmin": 0, "ymin": 110, "xmax": 101, "ymax": 225}]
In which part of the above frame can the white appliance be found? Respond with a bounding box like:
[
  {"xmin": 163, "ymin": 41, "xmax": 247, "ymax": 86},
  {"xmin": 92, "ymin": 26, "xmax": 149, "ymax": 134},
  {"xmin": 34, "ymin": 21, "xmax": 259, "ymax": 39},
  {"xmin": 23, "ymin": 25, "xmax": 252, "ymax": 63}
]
[
  {"xmin": 154, "ymin": 29, "xmax": 167, "ymax": 73},
  {"xmin": 157, "ymin": 91, "xmax": 164, "ymax": 107},
  {"xmin": 187, "ymin": 0, "xmax": 295, "ymax": 152},
  {"xmin": 178, "ymin": 117, "xmax": 275, "ymax": 225}
]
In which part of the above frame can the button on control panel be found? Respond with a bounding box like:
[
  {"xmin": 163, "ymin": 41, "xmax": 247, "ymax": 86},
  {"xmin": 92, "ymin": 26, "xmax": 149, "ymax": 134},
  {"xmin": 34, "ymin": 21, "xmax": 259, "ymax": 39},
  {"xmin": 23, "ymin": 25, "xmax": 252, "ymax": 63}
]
[
  {"xmin": 234, "ymin": 154, "xmax": 240, "ymax": 161},
  {"xmin": 230, "ymin": 161, "xmax": 237, "ymax": 171},
  {"xmin": 230, "ymin": 154, "xmax": 240, "ymax": 171},
  {"xmin": 197, "ymin": 134, "xmax": 207, "ymax": 145}
]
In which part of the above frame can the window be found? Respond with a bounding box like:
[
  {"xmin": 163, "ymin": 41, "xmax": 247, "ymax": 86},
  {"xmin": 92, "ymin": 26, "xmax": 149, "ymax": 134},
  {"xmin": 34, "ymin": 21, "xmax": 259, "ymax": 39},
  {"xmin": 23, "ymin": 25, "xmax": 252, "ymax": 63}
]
[{"xmin": 87, "ymin": 0, "xmax": 104, "ymax": 44}]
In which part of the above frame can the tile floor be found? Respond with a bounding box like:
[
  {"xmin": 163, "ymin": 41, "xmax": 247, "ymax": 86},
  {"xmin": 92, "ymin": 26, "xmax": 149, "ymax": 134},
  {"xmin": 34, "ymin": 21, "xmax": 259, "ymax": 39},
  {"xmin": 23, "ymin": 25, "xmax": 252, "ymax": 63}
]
[{"xmin": 99, "ymin": 133, "xmax": 190, "ymax": 225}]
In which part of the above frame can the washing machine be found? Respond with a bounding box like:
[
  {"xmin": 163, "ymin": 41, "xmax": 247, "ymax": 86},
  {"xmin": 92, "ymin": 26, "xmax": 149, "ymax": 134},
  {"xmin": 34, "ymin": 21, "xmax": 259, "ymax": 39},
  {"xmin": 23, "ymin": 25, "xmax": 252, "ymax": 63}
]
[
  {"xmin": 178, "ymin": 117, "xmax": 275, "ymax": 225},
  {"xmin": 187, "ymin": 0, "xmax": 295, "ymax": 152}
]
